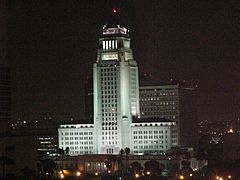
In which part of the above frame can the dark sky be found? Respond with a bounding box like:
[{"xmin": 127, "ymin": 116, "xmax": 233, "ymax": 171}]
[{"xmin": 5, "ymin": 0, "xmax": 240, "ymax": 123}]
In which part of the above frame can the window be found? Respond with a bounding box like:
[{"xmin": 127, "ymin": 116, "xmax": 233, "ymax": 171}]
[{"xmin": 103, "ymin": 41, "xmax": 105, "ymax": 49}]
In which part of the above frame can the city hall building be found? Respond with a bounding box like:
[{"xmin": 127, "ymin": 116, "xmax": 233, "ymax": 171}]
[{"xmin": 58, "ymin": 24, "xmax": 177, "ymax": 155}]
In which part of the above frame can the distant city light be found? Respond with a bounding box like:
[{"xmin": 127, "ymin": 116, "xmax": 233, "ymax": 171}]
[{"xmin": 228, "ymin": 128, "xmax": 234, "ymax": 133}]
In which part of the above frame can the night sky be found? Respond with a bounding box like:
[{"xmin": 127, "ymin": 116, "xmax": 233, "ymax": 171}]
[{"xmin": 5, "ymin": 0, "xmax": 240, "ymax": 123}]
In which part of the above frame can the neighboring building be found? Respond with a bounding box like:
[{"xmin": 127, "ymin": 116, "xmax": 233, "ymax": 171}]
[
  {"xmin": 11, "ymin": 121, "xmax": 60, "ymax": 157},
  {"xmin": 139, "ymin": 84, "xmax": 198, "ymax": 148},
  {"xmin": 84, "ymin": 76, "xmax": 93, "ymax": 123},
  {"xmin": 58, "ymin": 23, "xmax": 176, "ymax": 155},
  {"xmin": 0, "ymin": 65, "xmax": 11, "ymax": 135},
  {"xmin": 0, "ymin": 135, "xmax": 38, "ymax": 177},
  {"xmin": 223, "ymin": 132, "xmax": 240, "ymax": 162}
]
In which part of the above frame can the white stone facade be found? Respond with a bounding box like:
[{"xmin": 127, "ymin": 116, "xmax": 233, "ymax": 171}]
[
  {"xmin": 58, "ymin": 124, "xmax": 94, "ymax": 155},
  {"xmin": 58, "ymin": 24, "xmax": 176, "ymax": 155}
]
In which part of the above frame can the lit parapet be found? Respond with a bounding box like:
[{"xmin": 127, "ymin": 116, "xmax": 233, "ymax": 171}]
[
  {"xmin": 59, "ymin": 124, "xmax": 94, "ymax": 128},
  {"xmin": 101, "ymin": 53, "xmax": 118, "ymax": 60},
  {"xmin": 131, "ymin": 122, "xmax": 176, "ymax": 127},
  {"xmin": 103, "ymin": 24, "xmax": 128, "ymax": 35}
]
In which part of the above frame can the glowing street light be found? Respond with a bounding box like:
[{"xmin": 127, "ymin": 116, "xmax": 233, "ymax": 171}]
[
  {"xmin": 179, "ymin": 175, "xmax": 184, "ymax": 179},
  {"xmin": 135, "ymin": 173, "xmax": 139, "ymax": 178},
  {"xmin": 60, "ymin": 173, "xmax": 64, "ymax": 179},
  {"xmin": 76, "ymin": 171, "xmax": 81, "ymax": 176}
]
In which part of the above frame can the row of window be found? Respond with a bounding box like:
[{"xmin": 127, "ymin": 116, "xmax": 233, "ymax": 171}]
[
  {"xmin": 102, "ymin": 95, "xmax": 117, "ymax": 98},
  {"xmin": 101, "ymin": 77, "xmax": 116, "ymax": 81},
  {"xmin": 62, "ymin": 132, "xmax": 93, "ymax": 136},
  {"xmin": 133, "ymin": 145, "xmax": 168, "ymax": 149},
  {"xmin": 72, "ymin": 151, "xmax": 93, "ymax": 155},
  {"xmin": 102, "ymin": 127, "xmax": 117, "ymax": 130},
  {"xmin": 133, "ymin": 135, "xmax": 168, "ymax": 139},
  {"xmin": 63, "ymin": 136, "xmax": 93, "ymax": 140},
  {"xmin": 100, "ymin": 64, "xmax": 116, "ymax": 67},
  {"xmin": 133, "ymin": 130, "xmax": 168, "ymax": 134},
  {"xmin": 140, "ymin": 98, "xmax": 177, "ymax": 102},
  {"xmin": 101, "ymin": 67, "xmax": 116, "ymax": 72},
  {"xmin": 102, "ymin": 129, "xmax": 117, "ymax": 133},
  {"xmin": 141, "ymin": 111, "xmax": 178, "ymax": 116},
  {"xmin": 101, "ymin": 82, "xmax": 117, "ymax": 86},
  {"xmin": 141, "ymin": 108, "xmax": 177, "ymax": 112},
  {"xmin": 102, "ymin": 136, "xmax": 117, "ymax": 140},
  {"xmin": 102, "ymin": 141, "xmax": 117, "ymax": 145},
  {"xmin": 64, "ymin": 141, "xmax": 93, "ymax": 145},
  {"xmin": 133, "ymin": 140, "xmax": 167, "ymax": 144},
  {"xmin": 102, "ymin": 97, "xmax": 117, "ymax": 101},
  {"xmin": 140, "ymin": 92, "xmax": 176, "ymax": 96},
  {"xmin": 106, "ymin": 148, "xmax": 114, "ymax": 154},
  {"xmin": 102, "ymin": 112, "xmax": 117, "ymax": 116},
  {"xmin": 102, "ymin": 40, "xmax": 118, "ymax": 50}
]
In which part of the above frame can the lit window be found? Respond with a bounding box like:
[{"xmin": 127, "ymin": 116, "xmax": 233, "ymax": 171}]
[
  {"xmin": 109, "ymin": 40, "xmax": 112, "ymax": 49},
  {"xmin": 103, "ymin": 41, "xmax": 105, "ymax": 50}
]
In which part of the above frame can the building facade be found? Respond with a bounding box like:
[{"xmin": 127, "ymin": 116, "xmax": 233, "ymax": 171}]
[
  {"xmin": 58, "ymin": 24, "xmax": 176, "ymax": 155},
  {"xmin": 93, "ymin": 24, "xmax": 140, "ymax": 154},
  {"xmin": 59, "ymin": 124, "xmax": 94, "ymax": 155},
  {"xmin": 139, "ymin": 85, "xmax": 198, "ymax": 148}
]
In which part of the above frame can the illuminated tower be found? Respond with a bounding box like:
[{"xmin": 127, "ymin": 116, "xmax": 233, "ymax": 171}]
[{"xmin": 93, "ymin": 22, "xmax": 140, "ymax": 154}]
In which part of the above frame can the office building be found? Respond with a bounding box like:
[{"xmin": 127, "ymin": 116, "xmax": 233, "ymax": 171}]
[
  {"xmin": 59, "ymin": 23, "xmax": 176, "ymax": 155},
  {"xmin": 139, "ymin": 84, "xmax": 198, "ymax": 148}
]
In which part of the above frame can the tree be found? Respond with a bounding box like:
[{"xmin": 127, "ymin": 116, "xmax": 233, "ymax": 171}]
[
  {"xmin": 125, "ymin": 147, "xmax": 130, "ymax": 156},
  {"xmin": 144, "ymin": 160, "xmax": 161, "ymax": 176},
  {"xmin": 120, "ymin": 149, "xmax": 124, "ymax": 156},
  {"xmin": 124, "ymin": 147, "xmax": 130, "ymax": 173},
  {"xmin": 129, "ymin": 161, "xmax": 143, "ymax": 176},
  {"xmin": 179, "ymin": 160, "xmax": 193, "ymax": 178},
  {"xmin": 65, "ymin": 147, "xmax": 69, "ymax": 155},
  {"xmin": 117, "ymin": 150, "xmax": 124, "ymax": 175},
  {"xmin": 21, "ymin": 166, "xmax": 36, "ymax": 179},
  {"xmin": 39, "ymin": 158, "xmax": 57, "ymax": 178},
  {"xmin": 105, "ymin": 160, "xmax": 112, "ymax": 171},
  {"xmin": 57, "ymin": 148, "xmax": 64, "ymax": 170}
]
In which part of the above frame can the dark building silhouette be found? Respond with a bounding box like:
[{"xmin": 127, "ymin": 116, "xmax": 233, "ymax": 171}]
[
  {"xmin": 84, "ymin": 76, "xmax": 93, "ymax": 123},
  {"xmin": 0, "ymin": 66, "xmax": 11, "ymax": 135}
]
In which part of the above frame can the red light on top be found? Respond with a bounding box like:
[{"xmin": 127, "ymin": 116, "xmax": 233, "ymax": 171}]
[{"xmin": 112, "ymin": 8, "xmax": 117, "ymax": 15}]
